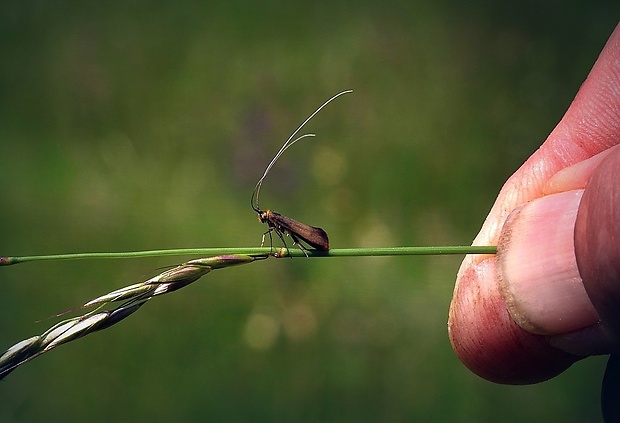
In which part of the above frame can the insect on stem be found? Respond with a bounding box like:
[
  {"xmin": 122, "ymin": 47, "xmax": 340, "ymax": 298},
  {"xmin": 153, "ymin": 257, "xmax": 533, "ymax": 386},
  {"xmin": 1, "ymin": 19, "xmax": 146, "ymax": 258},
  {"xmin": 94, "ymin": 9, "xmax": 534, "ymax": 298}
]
[{"xmin": 251, "ymin": 90, "xmax": 352, "ymax": 256}]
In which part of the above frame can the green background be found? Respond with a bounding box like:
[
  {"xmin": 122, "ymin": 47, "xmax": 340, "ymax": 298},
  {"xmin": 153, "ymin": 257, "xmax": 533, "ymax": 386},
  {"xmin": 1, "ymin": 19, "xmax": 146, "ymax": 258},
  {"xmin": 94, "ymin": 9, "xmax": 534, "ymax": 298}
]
[{"xmin": 1, "ymin": 2, "xmax": 617, "ymax": 421}]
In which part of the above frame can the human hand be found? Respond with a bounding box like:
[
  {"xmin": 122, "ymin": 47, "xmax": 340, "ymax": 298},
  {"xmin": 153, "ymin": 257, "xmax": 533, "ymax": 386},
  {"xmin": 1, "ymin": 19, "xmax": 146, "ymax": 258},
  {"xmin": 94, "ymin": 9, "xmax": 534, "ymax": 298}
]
[{"xmin": 448, "ymin": 20, "xmax": 620, "ymax": 401}]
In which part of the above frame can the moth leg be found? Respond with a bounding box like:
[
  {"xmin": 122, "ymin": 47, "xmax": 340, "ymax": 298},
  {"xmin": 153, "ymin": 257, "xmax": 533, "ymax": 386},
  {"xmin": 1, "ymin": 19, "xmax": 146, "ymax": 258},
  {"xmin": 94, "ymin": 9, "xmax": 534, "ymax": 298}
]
[
  {"xmin": 260, "ymin": 226, "xmax": 278, "ymax": 256},
  {"xmin": 263, "ymin": 227, "xmax": 292, "ymax": 258},
  {"xmin": 289, "ymin": 233, "xmax": 310, "ymax": 258}
]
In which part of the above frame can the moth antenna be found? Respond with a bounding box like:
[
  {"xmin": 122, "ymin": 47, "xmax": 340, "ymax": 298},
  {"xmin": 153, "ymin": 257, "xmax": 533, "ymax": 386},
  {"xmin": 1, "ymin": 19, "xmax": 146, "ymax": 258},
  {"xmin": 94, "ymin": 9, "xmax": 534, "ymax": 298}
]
[
  {"xmin": 251, "ymin": 89, "xmax": 352, "ymax": 211},
  {"xmin": 252, "ymin": 133, "xmax": 315, "ymax": 211}
]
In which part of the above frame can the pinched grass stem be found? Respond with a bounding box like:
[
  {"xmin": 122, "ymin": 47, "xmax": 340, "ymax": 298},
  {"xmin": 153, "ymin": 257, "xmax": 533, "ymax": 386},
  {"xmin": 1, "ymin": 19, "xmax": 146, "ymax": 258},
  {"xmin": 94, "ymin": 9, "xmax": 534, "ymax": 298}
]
[
  {"xmin": 0, "ymin": 245, "xmax": 496, "ymax": 379},
  {"xmin": 0, "ymin": 245, "xmax": 497, "ymax": 266}
]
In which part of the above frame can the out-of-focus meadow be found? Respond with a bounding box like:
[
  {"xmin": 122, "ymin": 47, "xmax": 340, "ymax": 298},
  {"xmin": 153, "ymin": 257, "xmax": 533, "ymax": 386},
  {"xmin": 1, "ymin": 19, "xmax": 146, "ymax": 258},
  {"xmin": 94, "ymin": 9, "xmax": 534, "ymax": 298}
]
[{"xmin": 1, "ymin": 2, "xmax": 617, "ymax": 421}]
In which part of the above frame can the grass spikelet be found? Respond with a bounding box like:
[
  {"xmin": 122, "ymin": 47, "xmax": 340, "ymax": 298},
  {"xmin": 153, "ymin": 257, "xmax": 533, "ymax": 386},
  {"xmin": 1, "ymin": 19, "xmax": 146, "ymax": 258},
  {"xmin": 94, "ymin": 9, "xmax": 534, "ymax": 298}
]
[{"xmin": 0, "ymin": 254, "xmax": 260, "ymax": 379}]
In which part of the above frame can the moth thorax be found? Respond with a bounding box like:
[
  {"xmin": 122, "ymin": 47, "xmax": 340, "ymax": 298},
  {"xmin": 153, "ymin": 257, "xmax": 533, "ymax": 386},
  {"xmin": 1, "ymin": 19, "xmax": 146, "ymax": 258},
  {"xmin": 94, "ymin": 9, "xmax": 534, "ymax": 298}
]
[{"xmin": 257, "ymin": 210, "xmax": 271, "ymax": 223}]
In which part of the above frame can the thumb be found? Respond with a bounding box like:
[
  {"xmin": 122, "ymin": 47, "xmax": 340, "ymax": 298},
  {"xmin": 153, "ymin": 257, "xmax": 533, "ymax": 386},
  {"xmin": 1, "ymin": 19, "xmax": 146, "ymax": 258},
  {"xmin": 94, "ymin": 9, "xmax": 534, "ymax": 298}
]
[
  {"xmin": 574, "ymin": 145, "xmax": 620, "ymax": 351},
  {"xmin": 497, "ymin": 146, "xmax": 620, "ymax": 358},
  {"xmin": 575, "ymin": 146, "xmax": 620, "ymax": 423}
]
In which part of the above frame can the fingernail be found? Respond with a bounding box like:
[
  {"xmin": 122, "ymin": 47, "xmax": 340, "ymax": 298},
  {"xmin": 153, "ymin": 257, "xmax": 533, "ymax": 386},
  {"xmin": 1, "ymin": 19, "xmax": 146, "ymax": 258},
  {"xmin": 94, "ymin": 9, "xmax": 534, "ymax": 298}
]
[
  {"xmin": 497, "ymin": 190, "xmax": 599, "ymax": 335},
  {"xmin": 544, "ymin": 147, "xmax": 617, "ymax": 195}
]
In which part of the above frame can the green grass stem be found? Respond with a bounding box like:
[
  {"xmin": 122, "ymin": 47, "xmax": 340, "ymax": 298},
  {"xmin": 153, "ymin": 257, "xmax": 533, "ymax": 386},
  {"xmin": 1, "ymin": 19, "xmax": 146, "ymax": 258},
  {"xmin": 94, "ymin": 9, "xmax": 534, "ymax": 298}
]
[{"xmin": 1, "ymin": 245, "xmax": 497, "ymax": 266}]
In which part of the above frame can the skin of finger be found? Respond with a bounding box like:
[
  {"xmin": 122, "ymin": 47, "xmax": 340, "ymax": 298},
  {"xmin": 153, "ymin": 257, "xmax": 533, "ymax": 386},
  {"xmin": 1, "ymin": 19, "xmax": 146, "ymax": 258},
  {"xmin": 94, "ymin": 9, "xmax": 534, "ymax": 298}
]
[
  {"xmin": 575, "ymin": 147, "xmax": 620, "ymax": 348},
  {"xmin": 449, "ymin": 24, "xmax": 620, "ymax": 384},
  {"xmin": 449, "ymin": 259, "xmax": 578, "ymax": 384}
]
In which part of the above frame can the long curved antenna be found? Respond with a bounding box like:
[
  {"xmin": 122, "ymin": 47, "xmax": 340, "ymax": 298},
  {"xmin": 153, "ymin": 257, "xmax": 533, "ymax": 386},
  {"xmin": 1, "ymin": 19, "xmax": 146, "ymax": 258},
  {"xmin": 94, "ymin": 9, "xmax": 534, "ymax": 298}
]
[
  {"xmin": 251, "ymin": 89, "xmax": 353, "ymax": 212},
  {"xmin": 251, "ymin": 133, "xmax": 315, "ymax": 212}
]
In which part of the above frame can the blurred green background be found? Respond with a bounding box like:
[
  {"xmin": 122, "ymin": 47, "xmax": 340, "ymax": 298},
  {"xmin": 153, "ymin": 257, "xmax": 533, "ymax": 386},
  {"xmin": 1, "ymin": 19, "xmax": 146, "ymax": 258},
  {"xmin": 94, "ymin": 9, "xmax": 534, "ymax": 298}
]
[{"xmin": 1, "ymin": 1, "xmax": 617, "ymax": 421}]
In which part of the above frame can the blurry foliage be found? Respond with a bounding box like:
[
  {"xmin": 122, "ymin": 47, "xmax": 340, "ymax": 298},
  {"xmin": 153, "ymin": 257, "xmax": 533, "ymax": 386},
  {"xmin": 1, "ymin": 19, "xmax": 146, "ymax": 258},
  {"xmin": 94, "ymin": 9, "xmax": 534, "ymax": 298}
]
[{"xmin": 0, "ymin": 1, "xmax": 618, "ymax": 422}]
